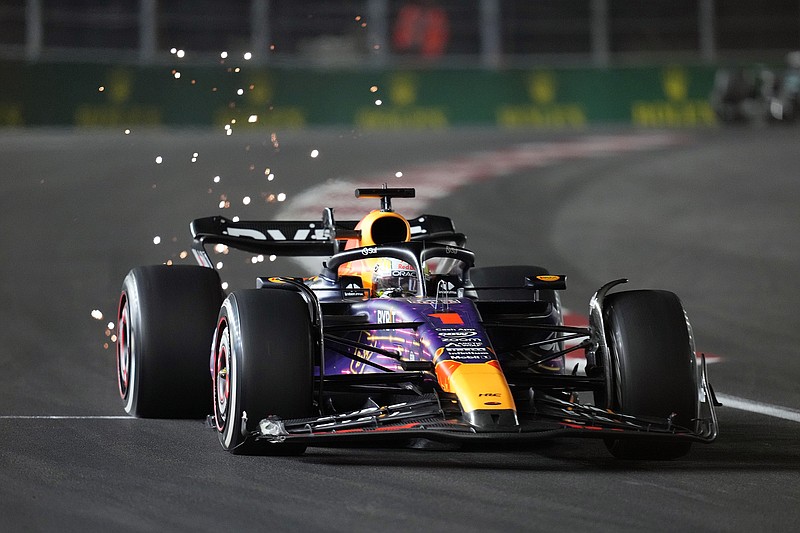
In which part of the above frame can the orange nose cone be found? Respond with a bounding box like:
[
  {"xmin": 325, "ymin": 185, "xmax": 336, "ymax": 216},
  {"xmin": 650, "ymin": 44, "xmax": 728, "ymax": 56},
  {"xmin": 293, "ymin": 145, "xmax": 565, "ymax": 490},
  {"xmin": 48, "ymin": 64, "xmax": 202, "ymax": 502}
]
[
  {"xmin": 435, "ymin": 360, "xmax": 516, "ymax": 413},
  {"xmin": 434, "ymin": 359, "xmax": 462, "ymax": 392}
]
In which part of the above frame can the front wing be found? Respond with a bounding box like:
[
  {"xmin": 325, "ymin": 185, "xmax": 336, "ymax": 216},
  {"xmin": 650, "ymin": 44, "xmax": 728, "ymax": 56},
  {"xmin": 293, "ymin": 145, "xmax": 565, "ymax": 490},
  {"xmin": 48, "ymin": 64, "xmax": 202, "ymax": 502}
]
[{"xmin": 249, "ymin": 393, "xmax": 718, "ymax": 447}]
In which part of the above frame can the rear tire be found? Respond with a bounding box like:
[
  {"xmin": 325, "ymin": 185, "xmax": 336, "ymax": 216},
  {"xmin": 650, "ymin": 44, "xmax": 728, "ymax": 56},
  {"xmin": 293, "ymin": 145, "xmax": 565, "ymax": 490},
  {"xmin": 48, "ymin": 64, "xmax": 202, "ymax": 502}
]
[
  {"xmin": 602, "ymin": 290, "xmax": 697, "ymax": 460},
  {"xmin": 212, "ymin": 289, "xmax": 315, "ymax": 455},
  {"xmin": 117, "ymin": 265, "xmax": 224, "ymax": 418}
]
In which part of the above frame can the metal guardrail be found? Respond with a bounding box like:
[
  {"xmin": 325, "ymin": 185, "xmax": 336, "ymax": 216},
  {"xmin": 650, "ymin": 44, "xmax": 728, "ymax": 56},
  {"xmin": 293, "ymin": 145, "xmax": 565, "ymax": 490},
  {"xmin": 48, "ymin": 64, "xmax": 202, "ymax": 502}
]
[{"xmin": 1, "ymin": 0, "xmax": 799, "ymax": 68}]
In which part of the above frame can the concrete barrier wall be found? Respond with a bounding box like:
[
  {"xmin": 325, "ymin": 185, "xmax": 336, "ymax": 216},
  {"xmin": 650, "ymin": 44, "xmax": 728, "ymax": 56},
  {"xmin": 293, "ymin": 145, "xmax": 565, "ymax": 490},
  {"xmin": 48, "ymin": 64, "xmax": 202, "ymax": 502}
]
[{"xmin": 0, "ymin": 62, "xmax": 718, "ymax": 129}]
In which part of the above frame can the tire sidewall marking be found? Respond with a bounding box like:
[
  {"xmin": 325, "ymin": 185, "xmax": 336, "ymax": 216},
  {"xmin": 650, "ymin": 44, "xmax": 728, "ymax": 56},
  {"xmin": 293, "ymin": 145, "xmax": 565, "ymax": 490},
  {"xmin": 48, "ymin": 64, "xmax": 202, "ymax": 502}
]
[
  {"xmin": 120, "ymin": 276, "xmax": 140, "ymax": 415},
  {"xmin": 220, "ymin": 297, "xmax": 239, "ymax": 449},
  {"xmin": 116, "ymin": 293, "xmax": 131, "ymax": 400},
  {"xmin": 213, "ymin": 316, "xmax": 232, "ymax": 433}
]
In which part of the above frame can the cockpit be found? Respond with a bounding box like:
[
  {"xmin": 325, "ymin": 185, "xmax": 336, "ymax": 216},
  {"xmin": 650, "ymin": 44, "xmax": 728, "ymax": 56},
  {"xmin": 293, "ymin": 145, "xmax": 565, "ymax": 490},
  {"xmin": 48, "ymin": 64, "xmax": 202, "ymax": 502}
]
[{"xmin": 315, "ymin": 187, "xmax": 474, "ymax": 300}]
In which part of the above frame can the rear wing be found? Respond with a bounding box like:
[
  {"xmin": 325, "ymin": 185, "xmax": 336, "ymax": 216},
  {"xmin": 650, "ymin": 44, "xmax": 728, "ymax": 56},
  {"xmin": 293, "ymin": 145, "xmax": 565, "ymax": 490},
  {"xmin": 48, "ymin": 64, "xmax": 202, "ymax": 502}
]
[{"xmin": 190, "ymin": 209, "xmax": 464, "ymax": 267}]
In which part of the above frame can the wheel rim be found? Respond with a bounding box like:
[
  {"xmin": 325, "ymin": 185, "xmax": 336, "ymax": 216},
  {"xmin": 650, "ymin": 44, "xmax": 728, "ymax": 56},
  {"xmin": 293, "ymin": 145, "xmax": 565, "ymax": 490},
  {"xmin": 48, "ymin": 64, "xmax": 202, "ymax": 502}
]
[
  {"xmin": 116, "ymin": 294, "xmax": 132, "ymax": 401},
  {"xmin": 213, "ymin": 318, "xmax": 232, "ymax": 432}
]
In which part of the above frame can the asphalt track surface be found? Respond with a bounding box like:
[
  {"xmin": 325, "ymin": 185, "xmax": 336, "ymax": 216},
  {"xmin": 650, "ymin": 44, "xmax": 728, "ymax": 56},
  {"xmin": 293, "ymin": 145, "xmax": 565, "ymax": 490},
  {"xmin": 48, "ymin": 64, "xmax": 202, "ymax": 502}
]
[{"xmin": 1, "ymin": 126, "xmax": 799, "ymax": 531}]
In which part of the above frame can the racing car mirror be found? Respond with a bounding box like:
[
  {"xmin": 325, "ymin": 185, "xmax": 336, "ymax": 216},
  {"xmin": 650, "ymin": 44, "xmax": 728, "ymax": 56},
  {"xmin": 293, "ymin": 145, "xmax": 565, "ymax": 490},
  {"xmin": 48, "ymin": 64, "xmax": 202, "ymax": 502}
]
[{"xmin": 525, "ymin": 274, "xmax": 567, "ymax": 291}]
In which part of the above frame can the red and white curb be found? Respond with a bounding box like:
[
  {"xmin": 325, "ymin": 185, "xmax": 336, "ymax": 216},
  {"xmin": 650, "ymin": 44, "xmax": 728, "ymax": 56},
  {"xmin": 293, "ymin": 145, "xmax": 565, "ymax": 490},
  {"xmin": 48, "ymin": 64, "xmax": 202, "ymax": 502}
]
[{"xmin": 279, "ymin": 132, "xmax": 688, "ymax": 221}]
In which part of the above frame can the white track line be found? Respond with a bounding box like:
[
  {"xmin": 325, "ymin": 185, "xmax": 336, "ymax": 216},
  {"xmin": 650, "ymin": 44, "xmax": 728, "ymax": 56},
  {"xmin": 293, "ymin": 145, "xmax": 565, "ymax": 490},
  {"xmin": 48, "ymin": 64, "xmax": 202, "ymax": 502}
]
[
  {"xmin": 716, "ymin": 394, "xmax": 800, "ymax": 423},
  {"xmin": 0, "ymin": 415, "xmax": 132, "ymax": 420}
]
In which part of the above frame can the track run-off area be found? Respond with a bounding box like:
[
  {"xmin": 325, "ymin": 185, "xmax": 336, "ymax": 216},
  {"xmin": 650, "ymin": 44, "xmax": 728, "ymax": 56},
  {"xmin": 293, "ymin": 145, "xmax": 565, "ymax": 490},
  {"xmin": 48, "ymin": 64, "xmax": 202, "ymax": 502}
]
[{"xmin": 1, "ymin": 126, "xmax": 799, "ymax": 531}]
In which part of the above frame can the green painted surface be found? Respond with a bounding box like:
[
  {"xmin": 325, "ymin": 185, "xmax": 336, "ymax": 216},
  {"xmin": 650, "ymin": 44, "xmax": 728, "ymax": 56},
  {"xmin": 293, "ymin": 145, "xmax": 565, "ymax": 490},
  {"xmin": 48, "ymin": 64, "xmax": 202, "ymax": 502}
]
[{"xmin": 0, "ymin": 62, "xmax": 719, "ymax": 128}]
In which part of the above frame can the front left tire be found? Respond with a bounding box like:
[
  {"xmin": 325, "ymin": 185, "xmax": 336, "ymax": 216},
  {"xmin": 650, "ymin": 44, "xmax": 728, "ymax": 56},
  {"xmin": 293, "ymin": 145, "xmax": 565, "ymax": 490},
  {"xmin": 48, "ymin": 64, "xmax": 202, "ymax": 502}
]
[{"xmin": 602, "ymin": 290, "xmax": 698, "ymax": 460}]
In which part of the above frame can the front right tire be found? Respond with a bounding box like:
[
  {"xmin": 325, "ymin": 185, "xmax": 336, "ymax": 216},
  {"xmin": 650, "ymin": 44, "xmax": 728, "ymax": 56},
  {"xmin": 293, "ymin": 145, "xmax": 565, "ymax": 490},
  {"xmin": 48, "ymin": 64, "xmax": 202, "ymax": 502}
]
[{"xmin": 212, "ymin": 289, "xmax": 316, "ymax": 455}]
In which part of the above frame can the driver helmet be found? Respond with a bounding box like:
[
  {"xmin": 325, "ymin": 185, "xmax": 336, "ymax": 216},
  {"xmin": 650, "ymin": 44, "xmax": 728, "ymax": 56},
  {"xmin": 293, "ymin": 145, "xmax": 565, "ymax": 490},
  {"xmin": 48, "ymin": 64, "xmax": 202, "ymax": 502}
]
[{"xmin": 372, "ymin": 257, "xmax": 418, "ymax": 297}]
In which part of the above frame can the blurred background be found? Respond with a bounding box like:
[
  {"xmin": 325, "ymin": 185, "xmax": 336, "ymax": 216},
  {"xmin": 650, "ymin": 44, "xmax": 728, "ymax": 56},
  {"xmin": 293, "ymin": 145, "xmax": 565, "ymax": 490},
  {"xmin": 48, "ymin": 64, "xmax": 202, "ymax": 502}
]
[
  {"xmin": 2, "ymin": 0, "xmax": 798, "ymax": 66},
  {"xmin": 2, "ymin": 0, "xmax": 799, "ymax": 128}
]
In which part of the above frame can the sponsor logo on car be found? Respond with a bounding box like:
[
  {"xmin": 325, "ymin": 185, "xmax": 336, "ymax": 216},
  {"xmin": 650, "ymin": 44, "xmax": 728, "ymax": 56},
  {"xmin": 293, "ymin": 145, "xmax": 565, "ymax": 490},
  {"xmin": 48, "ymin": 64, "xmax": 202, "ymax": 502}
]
[
  {"xmin": 429, "ymin": 312, "xmax": 463, "ymax": 324},
  {"xmin": 376, "ymin": 309, "xmax": 395, "ymax": 324}
]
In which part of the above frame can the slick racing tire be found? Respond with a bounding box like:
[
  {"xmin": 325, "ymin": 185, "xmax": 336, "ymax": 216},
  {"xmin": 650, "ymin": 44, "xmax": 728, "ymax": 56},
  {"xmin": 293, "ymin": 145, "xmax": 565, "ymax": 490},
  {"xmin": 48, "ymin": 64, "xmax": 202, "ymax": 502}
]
[
  {"xmin": 117, "ymin": 265, "xmax": 224, "ymax": 418},
  {"xmin": 602, "ymin": 290, "xmax": 697, "ymax": 460},
  {"xmin": 212, "ymin": 289, "xmax": 315, "ymax": 455}
]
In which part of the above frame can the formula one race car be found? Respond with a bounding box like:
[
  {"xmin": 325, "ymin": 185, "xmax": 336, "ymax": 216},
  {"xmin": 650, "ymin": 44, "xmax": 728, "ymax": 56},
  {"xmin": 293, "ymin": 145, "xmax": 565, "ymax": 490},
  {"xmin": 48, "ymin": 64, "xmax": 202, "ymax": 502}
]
[{"xmin": 116, "ymin": 187, "xmax": 718, "ymax": 459}]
